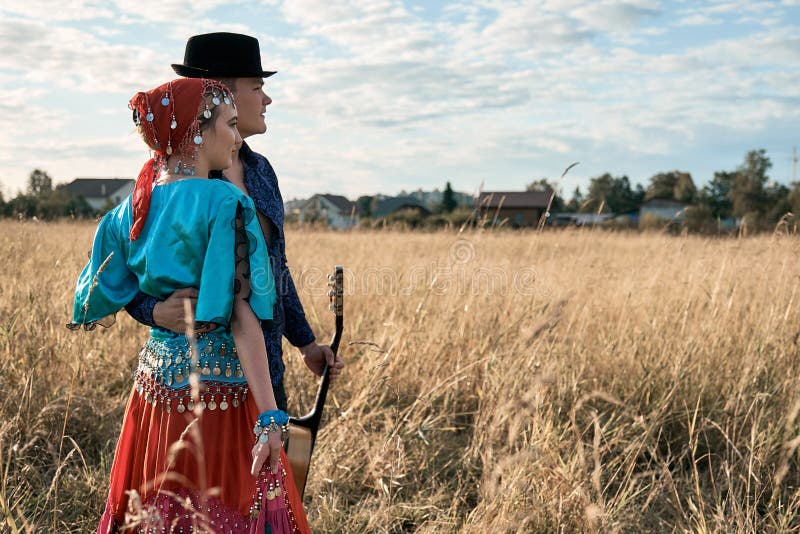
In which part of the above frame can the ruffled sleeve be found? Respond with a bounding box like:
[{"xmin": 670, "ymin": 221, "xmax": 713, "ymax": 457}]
[
  {"xmin": 194, "ymin": 194, "xmax": 276, "ymax": 328},
  {"xmin": 68, "ymin": 210, "xmax": 139, "ymax": 330}
]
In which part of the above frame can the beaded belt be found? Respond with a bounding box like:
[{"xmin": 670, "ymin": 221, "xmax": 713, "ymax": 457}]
[
  {"xmin": 137, "ymin": 334, "xmax": 247, "ymax": 387},
  {"xmin": 133, "ymin": 372, "xmax": 249, "ymax": 414},
  {"xmin": 133, "ymin": 332, "xmax": 251, "ymax": 414}
]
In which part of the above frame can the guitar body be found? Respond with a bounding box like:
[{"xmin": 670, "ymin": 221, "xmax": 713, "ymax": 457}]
[
  {"xmin": 286, "ymin": 265, "xmax": 343, "ymax": 498},
  {"xmin": 286, "ymin": 425, "xmax": 313, "ymax": 496}
]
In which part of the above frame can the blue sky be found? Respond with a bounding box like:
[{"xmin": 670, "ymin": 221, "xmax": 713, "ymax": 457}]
[{"xmin": 0, "ymin": 0, "xmax": 798, "ymax": 202}]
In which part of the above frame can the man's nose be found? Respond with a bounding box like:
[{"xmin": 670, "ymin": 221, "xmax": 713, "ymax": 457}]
[{"xmin": 263, "ymin": 92, "xmax": 272, "ymax": 106}]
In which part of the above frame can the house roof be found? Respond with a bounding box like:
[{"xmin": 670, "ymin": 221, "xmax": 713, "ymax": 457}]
[
  {"xmin": 318, "ymin": 194, "xmax": 356, "ymax": 213},
  {"xmin": 373, "ymin": 196, "xmax": 431, "ymax": 218},
  {"xmin": 65, "ymin": 178, "xmax": 134, "ymax": 198},
  {"xmin": 476, "ymin": 190, "xmax": 552, "ymax": 209}
]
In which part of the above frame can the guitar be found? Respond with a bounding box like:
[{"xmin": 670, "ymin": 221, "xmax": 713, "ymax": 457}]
[{"xmin": 286, "ymin": 265, "xmax": 343, "ymax": 498}]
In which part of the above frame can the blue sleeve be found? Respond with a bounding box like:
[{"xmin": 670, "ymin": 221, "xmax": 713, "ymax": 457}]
[
  {"xmin": 195, "ymin": 194, "xmax": 276, "ymax": 327},
  {"xmin": 68, "ymin": 210, "xmax": 139, "ymax": 330},
  {"xmin": 280, "ymin": 242, "xmax": 316, "ymax": 347},
  {"xmin": 124, "ymin": 291, "xmax": 158, "ymax": 328}
]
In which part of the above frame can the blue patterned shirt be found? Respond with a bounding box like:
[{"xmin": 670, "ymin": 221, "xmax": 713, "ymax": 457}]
[{"xmin": 124, "ymin": 142, "xmax": 316, "ymax": 385}]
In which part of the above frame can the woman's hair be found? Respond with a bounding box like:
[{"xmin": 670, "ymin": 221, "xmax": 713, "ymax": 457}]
[{"xmin": 196, "ymin": 90, "xmax": 230, "ymax": 133}]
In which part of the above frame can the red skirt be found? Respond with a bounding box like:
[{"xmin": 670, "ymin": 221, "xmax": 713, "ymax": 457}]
[{"xmin": 97, "ymin": 380, "xmax": 311, "ymax": 533}]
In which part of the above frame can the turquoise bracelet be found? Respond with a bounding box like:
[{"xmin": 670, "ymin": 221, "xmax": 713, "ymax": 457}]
[
  {"xmin": 257, "ymin": 409, "xmax": 288, "ymax": 427},
  {"xmin": 252, "ymin": 409, "xmax": 289, "ymax": 443}
]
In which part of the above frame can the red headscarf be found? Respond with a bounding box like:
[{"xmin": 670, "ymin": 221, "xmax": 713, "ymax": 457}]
[{"xmin": 127, "ymin": 78, "xmax": 231, "ymax": 240}]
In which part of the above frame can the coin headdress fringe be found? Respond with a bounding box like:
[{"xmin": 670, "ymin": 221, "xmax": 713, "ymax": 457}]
[{"xmin": 127, "ymin": 78, "xmax": 233, "ymax": 240}]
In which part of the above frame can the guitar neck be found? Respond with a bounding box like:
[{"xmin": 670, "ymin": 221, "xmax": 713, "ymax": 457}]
[{"xmin": 291, "ymin": 314, "xmax": 342, "ymax": 439}]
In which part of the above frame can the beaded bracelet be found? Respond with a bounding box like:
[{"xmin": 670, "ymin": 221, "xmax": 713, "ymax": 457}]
[{"xmin": 253, "ymin": 409, "xmax": 289, "ymax": 443}]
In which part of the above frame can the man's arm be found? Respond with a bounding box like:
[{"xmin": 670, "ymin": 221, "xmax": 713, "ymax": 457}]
[
  {"xmin": 280, "ymin": 249, "xmax": 344, "ymax": 379},
  {"xmin": 124, "ymin": 291, "xmax": 158, "ymax": 328},
  {"xmin": 124, "ymin": 288, "xmax": 199, "ymax": 333},
  {"xmin": 280, "ymin": 256, "xmax": 316, "ymax": 348}
]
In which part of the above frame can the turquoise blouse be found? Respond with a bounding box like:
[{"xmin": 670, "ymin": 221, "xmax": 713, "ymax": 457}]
[{"xmin": 69, "ymin": 179, "xmax": 276, "ymax": 332}]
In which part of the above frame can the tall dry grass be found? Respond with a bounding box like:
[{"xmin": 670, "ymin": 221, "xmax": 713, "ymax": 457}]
[{"xmin": 2, "ymin": 219, "xmax": 800, "ymax": 532}]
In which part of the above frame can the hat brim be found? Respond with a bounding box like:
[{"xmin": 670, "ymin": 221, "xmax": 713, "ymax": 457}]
[{"xmin": 171, "ymin": 64, "xmax": 277, "ymax": 79}]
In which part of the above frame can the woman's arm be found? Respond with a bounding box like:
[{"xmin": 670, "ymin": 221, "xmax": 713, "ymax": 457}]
[
  {"xmin": 229, "ymin": 201, "xmax": 283, "ymax": 476},
  {"xmin": 231, "ymin": 298, "xmax": 277, "ymax": 413}
]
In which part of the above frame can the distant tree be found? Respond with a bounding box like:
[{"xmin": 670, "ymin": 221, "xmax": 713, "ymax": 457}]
[
  {"xmin": 40, "ymin": 184, "xmax": 94, "ymax": 218},
  {"xmin": 6, "ymin": 194, "xmax": 38, "ymax": 218},
  {"xmin": 644, "ymin": 171, "xmax": 696, "ymax": 203},
  {"xmin": 584, "ymin": 173, "xmax": 643, "ymax": 214},
  {"xmin": 526, "ymin": 178, "xmax": 551, "ymax": 192},
  {"xmin": 27, "ymin": 169, "xmax": 53, "ymax": 198},
  {"xmin": 356, "ymin": 195, "xmax": 374, "ymax": 217},
  {"xmin": 788, "ymin": 182, "xmax": 800, "ymax": 216},
  {"xmin": 674, "ymin": 173, "xmax": 697, "ymax": 204},
  {"xmin": 526, "ymin": 178, "xmax": 564, "ymax": 213},
  {"xmin": 645, "ymin": 172, "xmax": 678, "ymax": 201},
  {"xmin": 440, "ymin": 181, "xmax": 457, "ymax": 214},
  {"xmin": 682, "ymin": 204, "xmax": 716, "ymax": 234},
  {"xmin": 565, "ymin": 186, "xmax": 583, "ymax": 212},
  {"xmin": 700, "ymin": 170, "xmax": 736, "ymax": 219},
  {"xmin": 729, "ymin": 149, "xmax": 771, "ymax": 219},
  {"xmin": 764, "ymin": 182, "xmax": 791, "ymax": 227}
]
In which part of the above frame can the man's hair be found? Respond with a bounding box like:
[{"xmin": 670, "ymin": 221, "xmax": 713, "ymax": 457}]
[{"xmin": 212, "ymin": 78, "xmax": 238, "ymax": 92}]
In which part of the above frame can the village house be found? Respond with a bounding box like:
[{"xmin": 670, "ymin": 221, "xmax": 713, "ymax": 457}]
[
  {"xmin": 65, "ymin": 178, "xmax": 134, "ymax": 211},
  {"xmin": 299, "ymin": 194, "xmax": 359, "ymax": 229},
  {"xmin": 371, "ymin": 195, "xmax": 431, "ymax": 219},
  {"xmin": 475, "ymin": 190, "xmax": 553, "ymax": 227}
]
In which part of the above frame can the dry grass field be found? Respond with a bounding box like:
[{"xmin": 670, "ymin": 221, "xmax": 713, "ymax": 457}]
[{"xmin": 2, "ymin": 218, "xmax": 800, "ymax": 532}]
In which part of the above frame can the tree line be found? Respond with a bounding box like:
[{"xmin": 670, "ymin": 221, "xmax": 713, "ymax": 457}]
[
  {"xmin": 0, "ymin": 170, "xmax": 95, "ymax": 219},
  {"xmin": 3, "ymin": 149, "xmax": 797, "ymax": 234},
  {"xmin": 537, "ymin": 149, "xmax": 797, "ymax": 233}
]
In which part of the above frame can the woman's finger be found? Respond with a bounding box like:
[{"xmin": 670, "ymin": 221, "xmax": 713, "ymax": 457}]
[
  {"xmin": 270, "ymin": 444, "xmax": 281, "ymax": 473},
  {"xmin": 251, "ymin": 442, "xmax": 267, "ymax": 477}
]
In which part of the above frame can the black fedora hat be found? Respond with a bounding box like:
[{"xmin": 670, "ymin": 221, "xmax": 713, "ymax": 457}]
[{"xmin": 172, "ymin": 32, "xmax": 276, "ymax": 79}]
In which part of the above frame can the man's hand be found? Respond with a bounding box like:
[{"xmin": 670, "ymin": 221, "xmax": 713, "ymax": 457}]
[
  {"xmin": 153, "ymin": 288, "xmax": 199, "ymax": 333},
  {"xmin": 300, "ymin": 341, "xmax": 344, "ymax": 380}
]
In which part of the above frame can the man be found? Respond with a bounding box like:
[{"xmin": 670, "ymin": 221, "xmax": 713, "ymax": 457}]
[{"xmin": 125, "ymin": 32, "xmax": 343, "ymax": 411}]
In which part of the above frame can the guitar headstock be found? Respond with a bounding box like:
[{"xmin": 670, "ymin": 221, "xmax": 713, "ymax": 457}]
[{"xmin": 327, "ymin": 265, "xmax": 343, "ymax": 319}]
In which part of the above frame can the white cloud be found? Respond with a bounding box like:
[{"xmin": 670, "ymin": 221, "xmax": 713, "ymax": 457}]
[
  {"xmin": 0, "ymin": 18, "xmax": 172, "ymax": 93},
  {"xmin": 0, "ymin": 1, "xmax": 114, "ymax": 21},
  {"xmin": 678, "ymin": 14, "xmax": 720, "ymax": 25}
]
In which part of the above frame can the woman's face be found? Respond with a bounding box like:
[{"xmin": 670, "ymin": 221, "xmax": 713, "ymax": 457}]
[{"xmin": 201, "ymin": 103, "xmax": 241, "ymax": 171}]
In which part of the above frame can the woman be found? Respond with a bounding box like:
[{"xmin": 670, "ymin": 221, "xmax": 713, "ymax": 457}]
[{"xmin": 68, "ymin": 78, "xmax": 311, "ymax": 533}]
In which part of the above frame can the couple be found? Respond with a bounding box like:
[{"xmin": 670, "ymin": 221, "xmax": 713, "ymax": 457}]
[{"xmin": 68, "ymin": 33, "xmax": 344, "ymax": 533}]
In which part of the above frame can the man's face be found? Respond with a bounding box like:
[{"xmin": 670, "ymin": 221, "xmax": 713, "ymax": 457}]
[{"xmin": 232, "ymin": 77, "xmax": 271, "ymax": 139}]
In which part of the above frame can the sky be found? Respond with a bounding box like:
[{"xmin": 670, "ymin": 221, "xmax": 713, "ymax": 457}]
[{"xmin": 0, "ymin": 0, "xmax": 798, "ymax": 202}]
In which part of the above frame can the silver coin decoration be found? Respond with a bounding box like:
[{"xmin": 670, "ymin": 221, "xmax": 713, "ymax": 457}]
[
  {"xmin": 161, "ymin": 97, "xmax": 169, "ymax": 106},
  {"xmin": 203, "ymin": 109, "xmax": 212, "ymax": 119},
  {"xmin": 145, "ymin": 112, "xmax": 154, "ymax": 122},
  {"xmin": 212, "ymin": 97, "xmax": 220, "ymax": 106},
  {"xmin": 224, "ymin": 97, "xmax": 230, "ymax": 105},
  {"xmin": 194, "ymin": 135, "xmax": 203, "ymax": 145},
  {"xmin": 170, "ymin": 119, "xmax": 177, "ymax": 130}
]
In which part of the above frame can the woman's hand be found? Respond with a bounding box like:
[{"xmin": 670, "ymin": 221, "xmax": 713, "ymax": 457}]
[{"xmin": 250, "ymin": 431, "xmax": 283, "ymax": 477}]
